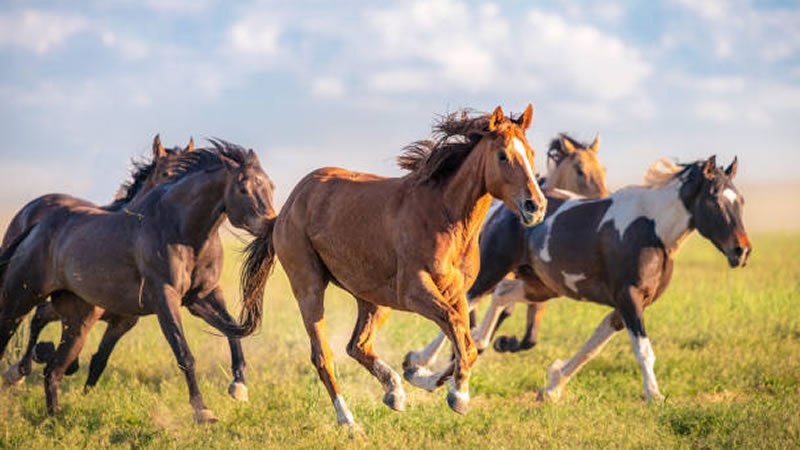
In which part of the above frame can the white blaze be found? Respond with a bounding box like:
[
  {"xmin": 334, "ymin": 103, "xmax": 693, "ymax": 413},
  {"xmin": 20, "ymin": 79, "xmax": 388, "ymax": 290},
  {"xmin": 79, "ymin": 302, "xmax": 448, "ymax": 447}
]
[{"xmin": 722, "ymin": 188, "xmax": 737, "ymax": 203}]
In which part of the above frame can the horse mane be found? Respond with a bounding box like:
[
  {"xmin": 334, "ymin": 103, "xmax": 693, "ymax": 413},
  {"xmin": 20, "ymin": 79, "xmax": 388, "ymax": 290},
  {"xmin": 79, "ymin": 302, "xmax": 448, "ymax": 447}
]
[
  {"xmin": 642, "ymin": 158, "xmax": 697, "ymax": 187},
  {"xmin": 397, "ymin": 109, "xmax": 494, "ymax": 184},
  {"xmin": 162, "ymin": 138, "xmax": 255, "ymax": 182},
  {"xmin": 547, "ymin": 133, "xmax": 590, "ymax": 167}
]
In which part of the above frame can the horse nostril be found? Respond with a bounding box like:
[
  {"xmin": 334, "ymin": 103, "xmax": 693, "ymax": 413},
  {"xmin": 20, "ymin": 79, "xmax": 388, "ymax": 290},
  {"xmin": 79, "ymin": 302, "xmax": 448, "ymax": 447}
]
[
  {"xmin": 733, "ymin": 246, "xmax": 744, "ymax": 258},
  {"xmin": 523, "ymin": 199, "xmax": 538, "ymax": 214}
]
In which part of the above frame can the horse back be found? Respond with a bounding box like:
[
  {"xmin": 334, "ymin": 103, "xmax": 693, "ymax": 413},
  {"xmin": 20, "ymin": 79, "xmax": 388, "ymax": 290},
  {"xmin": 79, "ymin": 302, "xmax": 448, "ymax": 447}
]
[{"xmin": 1, "ymin": 194, "xmax": 95, "ymax": 252}]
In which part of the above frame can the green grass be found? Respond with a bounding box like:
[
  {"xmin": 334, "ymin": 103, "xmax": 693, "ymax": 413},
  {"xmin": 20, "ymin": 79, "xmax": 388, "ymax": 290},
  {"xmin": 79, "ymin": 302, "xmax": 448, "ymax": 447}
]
[{"xmin": 1, "ymin": 232, "xmax": 798, "ymax": 448}]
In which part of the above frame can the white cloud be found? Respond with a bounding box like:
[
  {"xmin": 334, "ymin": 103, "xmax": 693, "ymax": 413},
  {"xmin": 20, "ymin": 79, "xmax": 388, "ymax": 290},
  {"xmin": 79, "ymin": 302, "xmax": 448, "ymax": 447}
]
[
  {"xmin": 671, "ymin": 0, "xmax": 728, "ymax": 21},
  {"xmin": 694, "ymin": 100, "xmax": 735, "ymax": 123},
  {"xmin": 311, "ymin": 77, "xmax": 345, "ymax": 98},
  {"xmin": 367, "ymin": 69, "xmax": 433, "ymax": 93},
  {"xmin": 667, "ymin": 73, "xmax": 746, "ymax": 94},
  {"xmin": 0, "ymin": 10, "xmax": 88, "ymax": 54},
  {"xmin": 100, "ymin": 31, "xmax": 149, "ymax": 61},
  {"xmin": 594, "ymin": 3, "xmax": 625, "ymax": 23},
  {"xmin": 229, "ymin": 18, "xmax": 281, "ymax": 55},
  {"xmin": 522, "ymin": 10, "xmax": 651, "ymax": 101}
]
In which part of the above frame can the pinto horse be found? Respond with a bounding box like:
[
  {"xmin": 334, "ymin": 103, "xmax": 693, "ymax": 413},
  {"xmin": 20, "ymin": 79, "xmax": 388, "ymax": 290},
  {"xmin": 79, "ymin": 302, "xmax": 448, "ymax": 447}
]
[
  {"xmin": 0, "ymin": 141, "xmax": 274, "ymax": 422},
  {"xmin": 405, "ymin": 133, "xmax": 608, "ymax": 368},
  {"xmin": 470, "ymin": 156, "xmax": 750, "ymax": 402},
  {"xmin": 242, "ymin": 106, "xmax": 545, "ymax": 427},
  {"xmin": 1, "ymin": 135, "xmax": 193, "ymax": 387}
]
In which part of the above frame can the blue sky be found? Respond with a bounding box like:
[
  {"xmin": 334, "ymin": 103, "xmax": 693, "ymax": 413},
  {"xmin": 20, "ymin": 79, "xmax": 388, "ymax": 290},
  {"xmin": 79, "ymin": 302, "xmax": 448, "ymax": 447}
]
[{"xmin": 1, "ymin": 0, "xmax": 799, "ymax": 208}]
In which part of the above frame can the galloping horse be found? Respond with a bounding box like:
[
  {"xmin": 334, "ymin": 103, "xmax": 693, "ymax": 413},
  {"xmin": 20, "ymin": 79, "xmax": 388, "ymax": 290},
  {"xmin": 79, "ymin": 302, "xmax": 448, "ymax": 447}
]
[
  {"xmin": 468, "ymin": 157, "xmax": 750, "ymax": 402},
  {"xmin": 2, "ymin": 135, "xmax": 192, "ymax": 387},
  {"xmin": 0, "ymin": 141, "xmax": 273, "ymax": 422},
  {"xmin": 241, "ymin": 106, "xmax": 545, "ymax": 427},
  {"xmin": 405, "ymin": 133, "xmax": 608, "ymax": 369}
]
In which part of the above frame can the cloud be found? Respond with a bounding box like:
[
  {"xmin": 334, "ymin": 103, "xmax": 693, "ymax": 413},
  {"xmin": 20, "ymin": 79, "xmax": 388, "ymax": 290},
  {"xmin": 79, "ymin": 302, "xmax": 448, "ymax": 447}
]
[
  {"xmin": 594, "ymin": 3, "xmax": 625, "ymax": 23},
  {"xmin": 0, "ymin": 10, "xmax": 88, "ymax": 54},
  {"xmin": 522, "ymin": 9, "xmax": 651, "ymax": 101},
  {"xmin": 311, "ymin": 77, "xmax": 345, "ymax": 98},
  {"xmin": 228, "ymin": 17, "xmax": 281, "ymax": 55},
  {"xmin": 671, "ymin": 0, "xmax": 728, "ymax": 20},
  {"xmin": 367, "ymin": 69, "xmax": 433, "ymax": 93},
  {"xmin": 100, "ymin": 31, "xmax": 149, "ymax": 61}
]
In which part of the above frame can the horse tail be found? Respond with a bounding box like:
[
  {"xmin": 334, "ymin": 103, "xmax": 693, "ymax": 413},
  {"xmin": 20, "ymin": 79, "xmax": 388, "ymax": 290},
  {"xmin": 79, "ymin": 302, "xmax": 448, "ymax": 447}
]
[
  {"xmin": 0, "ymin": 224, "xmax": 36, "ymax": 306},
  {"xmin": 228, "ymin": 217, "xmax": 277, "ymax": 338}
]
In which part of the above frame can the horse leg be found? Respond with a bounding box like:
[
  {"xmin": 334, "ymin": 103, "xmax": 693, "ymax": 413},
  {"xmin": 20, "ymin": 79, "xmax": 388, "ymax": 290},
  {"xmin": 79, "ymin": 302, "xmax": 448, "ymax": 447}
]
[
  {"xmin": 152, "ymin": 284, "xmax": 216, "ymax": 423},
  {"xmin": 494, "ymin": 302, "xmax": 548, "ymax": 353},
  {"xmin": 346, "ymin": 299, "xmax": 405, "ymax": 412},
  {"xmin": 403, "ymin": 276, "xmax": 477, "ymax": 415},
  {"xmin": 44, "ymin": 295, "xmax": 103, "ymax": 414},
  {"xmin": 473, "ymin": 278, "xmax": 525, "ymax": 352},
  {"xmin": 618, "ymin": 287, "xmax": 663, "ymax": 402},
  {"xmin": 186, "ymin": 287, "xmax": 249, "ymax": 401},
  {"xmin": 3, "ymin": 301, "xmax": 60, "ymax": 386},
  {"xmin": 84, "ymin": 314, "xmax": 138, "ymax": 391},
  {"xmin": 538, "ymin": 311, "xmax": 623, "ymax": 402}
]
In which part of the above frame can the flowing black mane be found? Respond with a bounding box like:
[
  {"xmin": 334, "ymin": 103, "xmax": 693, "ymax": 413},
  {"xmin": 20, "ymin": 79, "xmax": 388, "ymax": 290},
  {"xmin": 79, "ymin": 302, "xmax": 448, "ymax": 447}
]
[
  {"xmin": 397, "ymin": 109, "xmax": 496, "ymax": 185},
  {"xmin": 547, "ymin": 133, "xmax": 590, "ymax": 166},
  {"xmin": 161, "ymin": 139, "xmax": 256, "ymax": 182}
]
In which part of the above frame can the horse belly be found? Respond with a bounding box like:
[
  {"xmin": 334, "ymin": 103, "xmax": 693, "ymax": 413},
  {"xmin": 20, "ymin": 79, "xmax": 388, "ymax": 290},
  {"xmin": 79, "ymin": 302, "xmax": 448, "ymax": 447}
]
[{"xmin": 57, "ymin": 230, "xmax": 149, "ymax": 315}]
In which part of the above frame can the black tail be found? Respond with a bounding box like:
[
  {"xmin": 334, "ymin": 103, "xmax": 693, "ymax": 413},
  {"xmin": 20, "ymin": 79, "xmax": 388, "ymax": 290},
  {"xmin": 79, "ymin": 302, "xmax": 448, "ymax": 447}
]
[
  {"xmin": 224, "ymin": 218, "xmax": 276, "ymax": 338},
  {"xmin": 0, "ymin": 224, "xmax": 36, "ymax": 302}
]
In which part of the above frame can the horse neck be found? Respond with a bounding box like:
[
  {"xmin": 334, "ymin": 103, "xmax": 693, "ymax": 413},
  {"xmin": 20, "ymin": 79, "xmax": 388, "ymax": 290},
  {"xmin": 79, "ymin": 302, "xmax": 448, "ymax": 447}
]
[
  {"xmin": 160, "ymin": 167, "xmax": 229, "ymax": 247},
  {"xmin": 440, "ymin": 144, "xmax": 493, "ymax": 238},
  {"xmin": 619, "ymin": 179, "xmax": 694, "ymax": 255}
]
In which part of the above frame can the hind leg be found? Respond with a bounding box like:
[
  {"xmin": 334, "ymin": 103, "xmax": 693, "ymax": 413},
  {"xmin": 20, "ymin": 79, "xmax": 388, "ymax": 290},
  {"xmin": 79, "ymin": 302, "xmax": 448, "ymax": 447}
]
[
  {"xmin": 186, "ymin": 287, "xmax": 249, "ymax": 401},
  {"xmin": 44, "ymin": 295, "xmax": 103, "ymax": 414},
  {"xmin": 3, "ymin": 301, "xmax": 60, "ymax": 386},
  {"xmin": 347, "ymin": 299, "xmax": 405, "ymax": 412},
  {"xmin": 84, "ymin": 313, "xmax": 138, "ymax": 391}
]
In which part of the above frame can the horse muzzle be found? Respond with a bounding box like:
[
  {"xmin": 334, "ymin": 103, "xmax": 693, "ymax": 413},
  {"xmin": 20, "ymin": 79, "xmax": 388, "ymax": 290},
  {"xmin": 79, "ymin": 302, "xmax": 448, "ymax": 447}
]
[
  {"xmin": 726, "ymin": 244, "xmax": 752, "ymax": 268},
  {"xmin": 517, "ymin": 198, "xmax": 546, "ymax": 227}
]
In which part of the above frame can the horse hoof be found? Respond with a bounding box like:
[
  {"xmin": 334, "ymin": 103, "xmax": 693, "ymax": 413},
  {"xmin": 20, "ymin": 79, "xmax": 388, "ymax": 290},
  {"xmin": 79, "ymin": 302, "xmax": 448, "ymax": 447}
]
[
  {"xmin": 2, "ymin": 362, "xmax": 25, "ymax": 387},
  {"xmin": 64, "ymin": 359, "xmax": 80, "ymax": 376},
  {"xmin": 645, "ymin": 392, "xmax": 666, "ymax": 404},
  {"xmin": 33, "ymin": 342, "xmax": 56, "ymax": 364},
  {"xmin": 383, "ymin": 390, "xmax": 406, "ymax": 412},
  {"xmin": 446, "ymin": 389, "xmax": 469, "ymax": 415},
  {"xmin": 228, "ymin": 381, "xmax": 249, "ymax": 402},
  {"xmin": 402, "ymin": 352, "xmax": 421, "ymax": 371},
  {"xmin": 193, "ymin": 408, "xmax": 219, "ymax": 424}
]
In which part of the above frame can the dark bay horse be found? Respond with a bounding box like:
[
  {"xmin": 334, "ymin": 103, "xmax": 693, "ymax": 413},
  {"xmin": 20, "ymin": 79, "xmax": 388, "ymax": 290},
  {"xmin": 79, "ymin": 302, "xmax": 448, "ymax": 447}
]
[
  {"xmin": 1, "ymin": 135, "xmax": 192, "ymax": 387},
  {"xmin": 0, "ymin": 141, "xmax": 274, "ymax": 422},
  {"xmin": 471, "ymin": 156, "xmax": 750, "ymax": 402},
  {"xmin": 241, "ymin": 106, "xmax": 545, "ymax": 427},
  {"xmin": 404, "ymin": 133, "xmax": 609, "ymax": 368}
]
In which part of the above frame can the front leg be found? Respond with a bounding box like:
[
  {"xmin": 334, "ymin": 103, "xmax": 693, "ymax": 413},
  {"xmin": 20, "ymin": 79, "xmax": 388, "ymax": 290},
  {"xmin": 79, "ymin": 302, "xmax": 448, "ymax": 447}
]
[
  {"xmin": 618, "ymin": 286, "xmax": 664, "ymax": 402},
  {"xmin": 186, "ymin": 287, "xmax": 249, "ymax": 401},
  {"xmin": 150, "ymin": 282, "xmax": 217, "ymax": 423},
  {"xmin": 402, "ymin": 273, "xmax": 477, "ymax": 415}
]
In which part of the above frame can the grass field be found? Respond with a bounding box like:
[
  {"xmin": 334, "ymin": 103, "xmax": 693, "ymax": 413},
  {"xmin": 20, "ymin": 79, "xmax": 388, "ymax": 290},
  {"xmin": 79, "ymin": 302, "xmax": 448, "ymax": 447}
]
[{"xmin": 1, "ymin": 231, "xmax": 798, "ymax": 448}]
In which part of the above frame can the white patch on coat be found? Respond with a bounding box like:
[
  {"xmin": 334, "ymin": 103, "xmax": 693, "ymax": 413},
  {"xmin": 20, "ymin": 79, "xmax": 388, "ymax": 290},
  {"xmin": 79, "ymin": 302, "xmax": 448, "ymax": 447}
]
[
  {"xmin": 598, "ymin": 179, "xmax": 692, "ymax": 253},
  {"xmin": 334, "ymin": 395, "xmax": 355, "ymax": 424},
  {"xmin": 722, "ymin": 188, "xmax": 737, "ymax": 203},
  {"xmin": 561, "ymin": 271, "xmax": 586, "ymax": 293}
]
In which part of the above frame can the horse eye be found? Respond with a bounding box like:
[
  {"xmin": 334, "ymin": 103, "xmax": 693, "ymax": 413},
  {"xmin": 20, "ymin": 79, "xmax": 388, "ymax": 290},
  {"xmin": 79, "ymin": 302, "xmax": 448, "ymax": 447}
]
[
  {"xmin": 498, "ymin": 151, "xmax": 508, "ymax": 162},
  {"xmin": 575, "ymin": 167, "xmax": 585, "ymax": 177}
]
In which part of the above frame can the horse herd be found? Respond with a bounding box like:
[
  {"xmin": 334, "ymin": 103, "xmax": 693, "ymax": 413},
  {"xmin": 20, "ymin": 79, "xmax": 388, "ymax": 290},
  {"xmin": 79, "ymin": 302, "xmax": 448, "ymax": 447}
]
[{"xmin": 0, "ymin": 105, "xmax": 751, "ymax": 428}]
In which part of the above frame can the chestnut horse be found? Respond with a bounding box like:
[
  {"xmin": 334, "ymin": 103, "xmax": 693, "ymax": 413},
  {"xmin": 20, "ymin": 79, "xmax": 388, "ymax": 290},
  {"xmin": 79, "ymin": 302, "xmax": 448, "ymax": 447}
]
[
  {"xmin": 473, "ymin": 157, "xmax": 750, "ymax": 402},
  {"xmin": 405, "ymin": 133, "xmax": 608, "ymax": 368},
  {"xmin": 1, "ymin": 135, "xmax": 192, "ymax": 387},
  {"xmin": 0, "ymin": 141, "xmax": 274, "ymax": 422},
  {"xmin": 241, "ymin": 106, "xmax": 545, "ymax": 427}
]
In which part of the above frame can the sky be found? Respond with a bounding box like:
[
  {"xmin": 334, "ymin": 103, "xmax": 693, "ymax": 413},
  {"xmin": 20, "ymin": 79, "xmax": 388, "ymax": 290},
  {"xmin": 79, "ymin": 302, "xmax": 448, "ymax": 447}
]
[{"xmin": 1, "ymin": 0, "xmax": 799, "ymax": 210}]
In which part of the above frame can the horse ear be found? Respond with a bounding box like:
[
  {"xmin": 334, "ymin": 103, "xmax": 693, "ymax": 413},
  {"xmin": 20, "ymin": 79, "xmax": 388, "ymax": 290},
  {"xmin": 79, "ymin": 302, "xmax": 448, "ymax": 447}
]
[
  {"xmin": 152, "ymin": 134, "xmax": 166, "ymax": 158},
  {"xmin": 590, "ymin": 134, "xmax": 601, "ymax": 153},
  {"xmin": 725, "ymin": 156, "xmax": 738, "ymax": 179},
  {"xmin": 515, "ymin": 104, "xmax": 533, "ymax": 131},
  {"xmin": 185, "ymin": 137, "xmax": 195, "ymax": 153},
  {"xmin": 702, "ymin": 155, "xmax": 717, "ymax": 179},
  {"xmin": 488, "ymin": 106, "xmax": 505, "ymax": 131},
  {"xmin": 561, "ymin": 136, "xmax": 577, "ymax": 154}
]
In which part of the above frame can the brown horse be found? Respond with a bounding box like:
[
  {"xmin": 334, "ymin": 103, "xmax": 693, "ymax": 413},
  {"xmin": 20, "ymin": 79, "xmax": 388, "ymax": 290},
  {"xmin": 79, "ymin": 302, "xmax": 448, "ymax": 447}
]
[
  {"xmin": 240, "ymin": 105, "xmax": 545, "ymax": 428},
  {"xmin": 1, "ymin": 135, "xmax": 192, "ymax": 387},
  {"xmin": 0, "ymin": 141, "xmax": 274, "ymax": 422},
  {"xmin": 404, "ymin": 133, "xmax": 608, "ymax": 368},
  {"xmin": 474, "ymin": 157, "xmax": 750, "ymax": 402}
]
